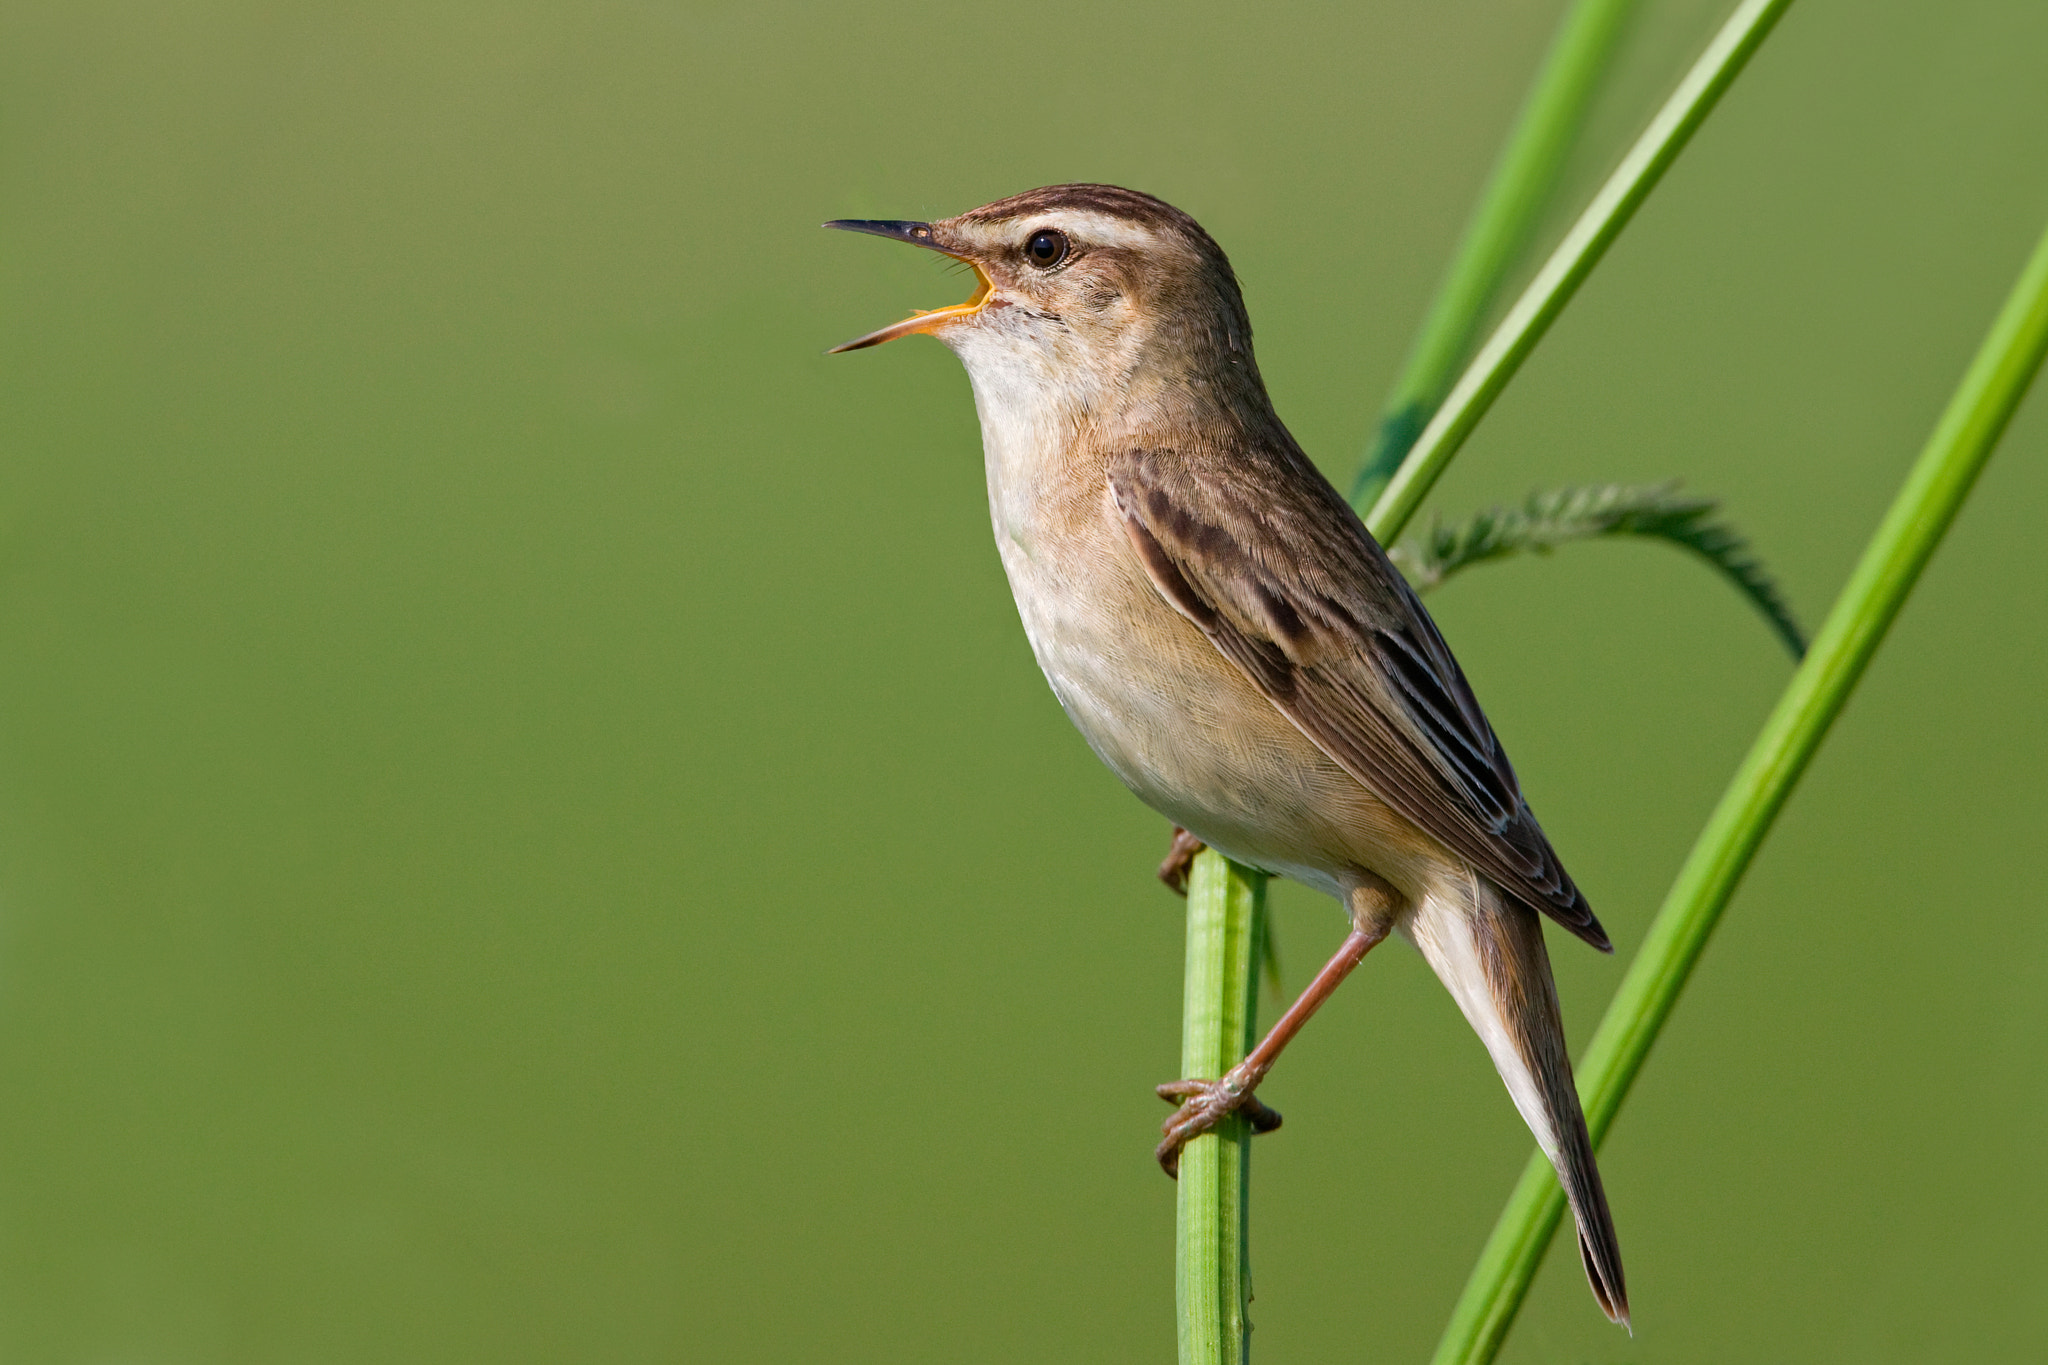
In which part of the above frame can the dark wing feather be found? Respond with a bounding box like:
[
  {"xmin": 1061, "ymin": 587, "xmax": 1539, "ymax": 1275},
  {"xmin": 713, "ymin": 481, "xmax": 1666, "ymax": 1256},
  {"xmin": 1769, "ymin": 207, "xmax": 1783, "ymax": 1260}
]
[{"xmin": 1109, "ymin": 445, "xmax": 1609, "ymax": 951}]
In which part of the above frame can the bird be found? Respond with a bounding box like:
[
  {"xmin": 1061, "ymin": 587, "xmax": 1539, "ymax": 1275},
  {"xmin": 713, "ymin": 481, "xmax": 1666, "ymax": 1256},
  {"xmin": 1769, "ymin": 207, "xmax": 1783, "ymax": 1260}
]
[{"xmin": 824, "ymin": 184, "xmax": 1627, "ymax": 1327}]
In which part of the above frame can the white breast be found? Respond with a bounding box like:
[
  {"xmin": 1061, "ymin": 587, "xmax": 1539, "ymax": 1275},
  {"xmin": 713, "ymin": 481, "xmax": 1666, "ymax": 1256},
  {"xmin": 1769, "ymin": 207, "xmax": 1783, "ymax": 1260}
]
[
  {"xmin": 956, "ymin": 329, "xmax": 1171, "ymax": 777},
  {"xmin": 943, "ymin": 317, "xmax": 1387, "ymax": 900}
]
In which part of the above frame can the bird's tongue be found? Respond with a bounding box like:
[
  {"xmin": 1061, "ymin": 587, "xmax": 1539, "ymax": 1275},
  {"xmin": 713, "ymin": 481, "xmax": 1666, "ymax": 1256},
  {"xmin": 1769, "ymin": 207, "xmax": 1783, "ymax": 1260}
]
[{"xmin": 828, "ymin": 263, "xmax": 992, "ymax": 353}]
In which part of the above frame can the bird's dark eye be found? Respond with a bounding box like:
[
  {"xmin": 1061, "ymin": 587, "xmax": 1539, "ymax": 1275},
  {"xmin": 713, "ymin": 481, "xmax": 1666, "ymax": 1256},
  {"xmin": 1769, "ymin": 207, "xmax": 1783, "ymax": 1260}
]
[{"xmin": 1023, "ymin": 229, "xmax": 1069, "ymax": 268}]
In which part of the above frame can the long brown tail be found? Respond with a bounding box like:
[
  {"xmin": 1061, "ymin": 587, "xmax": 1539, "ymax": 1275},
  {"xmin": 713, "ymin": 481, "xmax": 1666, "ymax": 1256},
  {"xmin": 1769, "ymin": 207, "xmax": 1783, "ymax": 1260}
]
[{"xmin": 1403, "ymin": 878, "xmax": 1630, "ymax": 1327}]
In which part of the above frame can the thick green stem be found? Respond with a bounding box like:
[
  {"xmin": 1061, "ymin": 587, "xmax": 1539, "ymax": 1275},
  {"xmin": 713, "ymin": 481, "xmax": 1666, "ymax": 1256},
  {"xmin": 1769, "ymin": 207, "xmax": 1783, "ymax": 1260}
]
[
  {"xmin": 1353, "ymin": 0, "xmax": 1641, "ymax": 510},
  {"xmin": 1367, "ymin": 0, "xmax": 1796, "ymax": 543},
  {"xmin": 1430, "ymin": 219, "xmax": 2048, "ymax": 1365},
  {"xmin": 1176, "ymin": 850, "xmax": 1267, "ymax": 1365}
]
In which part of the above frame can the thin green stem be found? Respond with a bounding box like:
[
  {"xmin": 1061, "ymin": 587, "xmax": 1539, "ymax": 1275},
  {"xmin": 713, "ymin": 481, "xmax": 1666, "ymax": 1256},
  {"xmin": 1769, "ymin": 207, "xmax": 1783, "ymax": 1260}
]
[
  {"xmin": 1367, "ymin": 0, "xmax": 1796, "ymax": 544},
  {"xmin": 1176, "ymin": 850, "xmax": 1267, "ymax": 1365},
  {"xmin": 1430, "ymin": 219, "xmax": 2048, "ymax": 1365},
  {"xmin": 1353, "ymin": 0, "xmax": 1641, "ymax": 510}
]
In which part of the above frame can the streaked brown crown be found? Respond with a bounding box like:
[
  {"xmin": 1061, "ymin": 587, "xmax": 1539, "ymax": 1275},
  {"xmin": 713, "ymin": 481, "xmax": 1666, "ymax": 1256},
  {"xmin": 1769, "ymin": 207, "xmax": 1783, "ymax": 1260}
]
[
  {"xmin": 959, "ymin": 183, "xmax": 1208, "ymax": 234},
  {"xmin": 951, "ymin": 184, "xmax": 1260, "ymax": 398}
]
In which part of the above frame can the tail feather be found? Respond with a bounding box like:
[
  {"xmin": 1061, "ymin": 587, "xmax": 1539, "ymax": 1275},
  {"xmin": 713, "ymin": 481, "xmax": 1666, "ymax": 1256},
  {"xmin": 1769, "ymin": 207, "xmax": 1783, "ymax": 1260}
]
[
  {"xmin": 1565, "ymin": 1112, "xmax": 1628, "ymax": 1329},
  {"xmin": 1402, "ymin": 878, "xmax": 1629, "ymax": 1328}
]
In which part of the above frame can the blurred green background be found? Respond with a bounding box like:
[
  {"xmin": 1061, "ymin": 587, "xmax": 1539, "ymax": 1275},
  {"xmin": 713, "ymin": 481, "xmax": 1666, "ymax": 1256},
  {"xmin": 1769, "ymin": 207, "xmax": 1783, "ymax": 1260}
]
[{"xmin": 4, "ymin": 1, "xmax": 2046, "ymax": 1360}]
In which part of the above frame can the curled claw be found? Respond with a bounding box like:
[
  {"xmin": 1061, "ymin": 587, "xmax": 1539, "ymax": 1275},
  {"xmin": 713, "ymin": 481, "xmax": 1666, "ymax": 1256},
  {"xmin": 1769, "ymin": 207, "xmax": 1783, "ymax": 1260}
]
[
  {"xmin": 1153, "ymin": 1077, "xmax": 1283, "ymax": 1177},
  {"xmin": 1157, "ymin": 827, "xmax": 1207, "ymax": 895}
]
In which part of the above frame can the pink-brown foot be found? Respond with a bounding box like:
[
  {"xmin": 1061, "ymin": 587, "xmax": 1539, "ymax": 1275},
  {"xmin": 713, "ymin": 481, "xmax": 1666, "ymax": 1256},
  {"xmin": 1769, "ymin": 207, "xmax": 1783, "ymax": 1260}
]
[
  {"xmin": 1154, "ymin": 1072, "xmax": 1282, "ymax": 1177},
  {"xmin": 1157, "ymin": 826, "xmax": 1208, "ymax": 896}
]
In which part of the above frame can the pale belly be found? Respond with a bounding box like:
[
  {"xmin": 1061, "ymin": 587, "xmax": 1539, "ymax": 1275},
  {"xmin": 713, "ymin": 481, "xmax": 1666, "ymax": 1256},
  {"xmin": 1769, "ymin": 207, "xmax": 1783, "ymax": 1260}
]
[{"xmin": 991, "ymin": 513, "xmax": 1430, "ymax": 904}]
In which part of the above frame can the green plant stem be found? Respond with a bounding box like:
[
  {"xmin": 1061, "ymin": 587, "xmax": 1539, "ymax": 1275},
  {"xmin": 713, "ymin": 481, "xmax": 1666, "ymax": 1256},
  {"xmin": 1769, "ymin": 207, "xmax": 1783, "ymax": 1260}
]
[
  {"xmin": 1183, "ymin": 5, "xmax": 1796, "ymax": 1359},
  {"xmin": 1430, "ymin": 218, "xmax": 2048, "ymax": 1365},
  {"xmin": 1176, "ymin": 849, "xmax": 1267, "ymax": 1365},
  {"xmin": 1178, "ymin": 7, "xmax": 1778, "ymax": 1359},
  {"xmin": 1353, "ymin": 0, "xmax": 1640, "ymax": 510},
  {"xmin": 1366, "ymin": 0, "xmax": 1796, "ymax": 543}
]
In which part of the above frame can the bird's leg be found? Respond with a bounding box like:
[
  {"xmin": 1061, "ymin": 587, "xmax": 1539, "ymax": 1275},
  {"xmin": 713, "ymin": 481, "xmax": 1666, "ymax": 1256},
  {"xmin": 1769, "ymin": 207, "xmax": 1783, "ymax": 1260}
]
[
  {"xmin": 1157, "ymin": 826, "xmax": 1208, "ymax": 895},
  {"xmin": 1155, "ymin": 874, "xmax": 1399, "ymax": 1177},
  {"xmin": 1154, "ymin": 925, "xmax": 1384, "ymax": 1174}
]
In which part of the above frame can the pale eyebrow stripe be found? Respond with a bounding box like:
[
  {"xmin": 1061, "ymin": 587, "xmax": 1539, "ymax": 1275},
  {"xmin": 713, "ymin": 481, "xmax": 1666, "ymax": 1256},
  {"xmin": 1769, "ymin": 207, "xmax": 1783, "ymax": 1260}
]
[{"xmin": 1030, "ymin": 211, "xmax": 1165, "ymax": 251}]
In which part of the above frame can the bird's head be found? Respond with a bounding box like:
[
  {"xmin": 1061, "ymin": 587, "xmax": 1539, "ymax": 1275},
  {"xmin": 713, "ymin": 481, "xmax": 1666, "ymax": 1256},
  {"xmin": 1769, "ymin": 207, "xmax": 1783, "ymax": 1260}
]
[{"xmin": 826, "ymin": 185, "xmax": 1263, "ymax": 415}]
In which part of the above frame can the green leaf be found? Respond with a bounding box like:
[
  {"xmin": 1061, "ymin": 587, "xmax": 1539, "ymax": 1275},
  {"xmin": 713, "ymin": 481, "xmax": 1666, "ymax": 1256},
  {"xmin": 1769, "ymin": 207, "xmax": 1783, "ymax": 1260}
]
[{"xmin": 1390, "ymin": 481, "xmax": 1807, "ymax": 659}]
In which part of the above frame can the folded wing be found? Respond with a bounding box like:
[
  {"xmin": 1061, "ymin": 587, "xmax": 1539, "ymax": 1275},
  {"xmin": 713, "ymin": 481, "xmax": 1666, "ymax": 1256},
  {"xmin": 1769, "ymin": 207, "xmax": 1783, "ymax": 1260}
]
[{"xmin": 1108, "ymin": 443, "xmax": 1608, "ymax": 951}]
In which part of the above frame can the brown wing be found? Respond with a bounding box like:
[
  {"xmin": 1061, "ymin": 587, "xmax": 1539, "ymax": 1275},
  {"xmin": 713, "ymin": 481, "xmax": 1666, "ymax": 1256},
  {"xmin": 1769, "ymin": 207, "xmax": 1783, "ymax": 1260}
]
[{"xmin": 1108, "ymin": 444, "xmax": 1609, "ymax": 951}]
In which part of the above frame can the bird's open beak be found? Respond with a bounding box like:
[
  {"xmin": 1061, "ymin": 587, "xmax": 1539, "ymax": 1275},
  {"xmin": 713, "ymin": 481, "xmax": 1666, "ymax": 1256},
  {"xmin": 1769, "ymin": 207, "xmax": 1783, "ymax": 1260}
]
[{"xmin": 824, "ymin": 219, "xmax": 993, "ymax": 353}]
